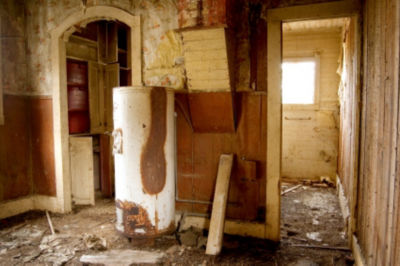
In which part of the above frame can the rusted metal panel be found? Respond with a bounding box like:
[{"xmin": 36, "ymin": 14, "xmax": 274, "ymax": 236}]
[
  {"xmin": 113, "ymin": 86, "xmax": 175, "ymax": 239},
  {"xmin": 141, "ymin": 88, "xmax": 167, "ymax": 195},
  {"xmin": 0, "ymin": 95, "xmax": 31, "ymax": 201},
  {"xmin": 175, "ymin": 92, "xmax": 266, "ymax": 220},
  {"xmin": 115, "ymin": 200, "xmax": 175, "ymax": 239},
  {"xmin": 31, "ymin": 97, "xmax": 56, "ymax": 196},
  {"xmin": 188, "ymin": 92, "xmax": 235, "ymax": 133}
]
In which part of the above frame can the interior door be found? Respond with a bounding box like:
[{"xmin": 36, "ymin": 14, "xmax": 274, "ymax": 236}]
[
  {"xmin": 70, "ymin": 136, "xmax": 95, "ymax": 205},
  {"xmin": 88, "ymin": 61, "xmax": 104, "ymax": 133},
  {"xmin": 104, "ymin": 63, "xmax": 119, "ymax": 132}
]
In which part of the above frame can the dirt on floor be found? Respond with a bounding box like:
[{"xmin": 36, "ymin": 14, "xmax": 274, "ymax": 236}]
[{"xmin": 0, "ymin": 184, "xmax": 353, "ymax": 265}]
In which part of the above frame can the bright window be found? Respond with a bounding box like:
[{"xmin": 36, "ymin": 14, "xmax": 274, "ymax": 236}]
[{"xmin": 282, "ymin": 59, "xmax": 316, "ymax": 104}]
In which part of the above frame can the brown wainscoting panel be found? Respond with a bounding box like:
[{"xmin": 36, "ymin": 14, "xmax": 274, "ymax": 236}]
[
  {"xmin": 176, "ymin": 92, "xmax": 266, "ymax": 221},
  {"xmin": 0, "ymin": 95, "xmax": 31, "ymax": 201},
  {"xmin": 30, "ymin": 96, "xmax": 56, "ymax": 196},
  {"xmin": 188, "ymin": 92, "xmax": 235, "ymax": 133}
]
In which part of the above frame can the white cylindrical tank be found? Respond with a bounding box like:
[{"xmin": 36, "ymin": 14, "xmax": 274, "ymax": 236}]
[{"xmin": 113, "ymin": 86, "xmax": 175, "ymax": 239}]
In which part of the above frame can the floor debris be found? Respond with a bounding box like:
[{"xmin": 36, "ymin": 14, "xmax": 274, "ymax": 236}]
[
  {"xmin": 0, "ymin": 186, "xmax": 353, "ymax": 265},
  {"xmin": 80, "ymin": 249, "xmax": 165, "ymax": 265},
  {"xmin": 83, "ymin": 233, "xmax": 107, "ymax": 250},
  {"xmin": 281, "ymin": 184, "xmax": 302, "ymax": 195},
  {"xmin": 46, "ymin": 211, "xmax": 55, "ymax": 235},
  {"xmin": 306, "ymin": 232, "xmax": 323, "ymax": 242}
]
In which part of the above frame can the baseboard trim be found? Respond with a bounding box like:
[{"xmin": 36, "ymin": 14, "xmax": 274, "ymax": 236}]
[
  {"xmin": 33, "ymin": 195, "xmax": 61, "ymax": 212},
  {"xmin": 177, "ymin": 214, "xmax": 265, "ymax": 238},
  {"xmin": 0, "ymin": 196, "xmax": 35, "ymax": 219},
  {"xmin": 0, "ymin": 195, "xmax": 62, "ymax": 220}
]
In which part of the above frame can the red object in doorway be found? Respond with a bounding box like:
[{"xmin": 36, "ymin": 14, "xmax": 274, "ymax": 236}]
[
  {"xmin": 67, "ymin": 59, "xmax": 90, "ymax": 134},
  {"xmin": 68, "ymin": 112, "xmax": 90, "ymax": 134},
  {"xmin": 68, "ymin": 87, "xmax": 88, "ymax": 112}
]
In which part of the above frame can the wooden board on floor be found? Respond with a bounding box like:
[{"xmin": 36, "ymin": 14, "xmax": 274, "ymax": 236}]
[{"xmin": 206, "ymin": 154, "xmax": 233, "ymax": 255}]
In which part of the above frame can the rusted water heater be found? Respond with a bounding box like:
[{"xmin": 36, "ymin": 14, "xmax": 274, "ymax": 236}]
[{"xmin": 113, "ymin": 86, "xmax": 175, "ymax": 239}]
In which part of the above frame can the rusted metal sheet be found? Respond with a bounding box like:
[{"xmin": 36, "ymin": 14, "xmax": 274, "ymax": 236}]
[
  {"xmin": 188, "ymin": 92, "xmax": 235, "ymax": 133},
  {"xmin": 175, "ymin": 92, "xmax": 267, "ymax": 220},
  {"xmin": 113, "ymin": 86, "xmax": 175, "ymax": 239},
  {"xmin": 141, "ymin": 88, "xmax": 167, "ymax": 195},
  {"xmin": 31, "ymin": 97, "xmax": 56, "ymax": 196},
  {"xmin": 115, "ymin": 200, "xmax": 174, "ymax": 238}
]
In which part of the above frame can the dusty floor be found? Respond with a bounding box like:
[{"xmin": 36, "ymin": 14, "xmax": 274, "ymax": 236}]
[{"xmin": 0, "ymin": 184, "xmax": 353, "ymax": 265}]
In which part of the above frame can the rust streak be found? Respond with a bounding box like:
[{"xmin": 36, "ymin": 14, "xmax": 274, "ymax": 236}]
[{"xmin": 140, "ymin": 87, "xmax": 167, "ymax": 195}]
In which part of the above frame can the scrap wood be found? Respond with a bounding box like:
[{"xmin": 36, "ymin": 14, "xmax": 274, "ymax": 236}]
[
  {"xmin": 46, "ymin": 211, "xmax": 55, "ymax": 235},
  {"xmin": 80, "ymin": 249, "xmax": 165, "ymax": 265},
  {"xmin": 291, "ymin": 244, "xmax": 350, "ymax": 251},
  {"xmin": 206, "ymin": 154, "xmax": 234, "ymax": 256},
  {"xmin": 0, "ymin": 223, "xmax": 26, "ymax": 237},
  {"xmin": 281, "ymin": 184, "xmax": 302, "ymax": 195}
]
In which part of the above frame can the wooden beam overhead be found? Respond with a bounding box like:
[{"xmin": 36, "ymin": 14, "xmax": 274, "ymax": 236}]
[{"xmin": 267, "ymin": 0, "xmax": 360, "ymax": 22}]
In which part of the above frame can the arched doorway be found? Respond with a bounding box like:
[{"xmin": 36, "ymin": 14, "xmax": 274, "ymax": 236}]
[{"xmin": 50, "ymin": 6, "xmax": 141, "ymax": 213}]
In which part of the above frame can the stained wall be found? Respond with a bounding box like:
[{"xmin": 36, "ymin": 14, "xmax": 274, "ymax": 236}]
[
  {"xmin": 354, "ymin": 0, "xmax": 400, "ymax": 264},
  {"xmin": 282, "ymin": 29, "xmax": 342, "ymax": 181},
  {"xmin": 0, "ymin": 0, "xmax": 32, "ymax": 202}
]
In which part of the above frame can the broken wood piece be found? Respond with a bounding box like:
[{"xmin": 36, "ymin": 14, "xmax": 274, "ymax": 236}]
[
  {"xmin": 206, "ymin": 154, "xmax": 234, "ymax": 256},
  {"xmin": 291, "ymin": 244, "xmax": 350, "ymax": 251},
  {"xmin": 45, "ymin": 211, "xmax": 55, "ymax": 235},
  {"xmin": 281, "ymin": 184, "xmax": 302, "ymax": 195},
  {"xmin": 80, "ymin": 249, "xmax": 165, "ymax": 265}
]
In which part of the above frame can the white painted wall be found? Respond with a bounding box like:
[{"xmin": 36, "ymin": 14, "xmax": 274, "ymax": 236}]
[{"xmin": 282, "ymin": 30, "xmax": 342, "ymax": 181}]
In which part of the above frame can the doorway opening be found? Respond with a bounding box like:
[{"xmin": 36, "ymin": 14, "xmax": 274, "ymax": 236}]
[
  {"xmin": 66, "ymin": 20, "xmax": 132, "ymax": 206},
  {"xmin": 280, "ymin": 17, "xmax": 359, "ymax": 248}
]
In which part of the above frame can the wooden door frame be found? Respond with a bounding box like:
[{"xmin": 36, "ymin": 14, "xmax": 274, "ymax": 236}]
[
  {"xmin": 50, "ymin": 6, "xmax": 141, "ymax": 213},
  {"xmin": 265, "ymin": 0, "xmax": 360, "ymax": 241}
]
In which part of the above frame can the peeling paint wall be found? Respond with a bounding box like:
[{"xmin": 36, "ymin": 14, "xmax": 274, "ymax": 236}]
[
  {"xmin": 0, "ymin": 0, "xmax": 32, "ymax": 202},
  {"xmin": 25, "ymin": 0, "xmax": 182, "ymax": 94}
]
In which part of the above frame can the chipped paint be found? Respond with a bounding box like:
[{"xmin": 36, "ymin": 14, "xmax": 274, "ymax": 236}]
[
  {"xmin": 144, "ymin": 30, "xmax": 185, "ymax": 89},
  {"xmin": 114, "ymin": 86, "xmax": 175, "ymax": 239},
  {"xmin": 116, "ymin": 200, "xmax": 174, "ymax": 238},
  {"xmin": 24, "ymin": 0, "xmax": 179, "ymax": 95}
]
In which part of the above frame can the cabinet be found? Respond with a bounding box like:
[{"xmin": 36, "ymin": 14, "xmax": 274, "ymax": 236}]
[
  {"xmin": 88, "ymin": 62, "xmax": 119, "ymax": 134},
  {"xmin": 67, "ymin": 59, "xmax": 90, "ymax": 134}
]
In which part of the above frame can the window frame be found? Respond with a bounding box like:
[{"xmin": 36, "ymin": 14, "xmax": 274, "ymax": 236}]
[{"xmin": 282, "ymin": 53, "xmax": 320, "ymax": 110}]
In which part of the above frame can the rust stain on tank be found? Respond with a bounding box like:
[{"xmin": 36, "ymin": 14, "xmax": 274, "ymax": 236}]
[
  {"xmin": 140, "ymin": 87, "xmax": 167, "ymax": 195},
  {"xmin": 116, "ymin": 200, "xmax": 155, "ymax": 238},
  {"xmin": 116, "ymin": 200, "xmax": 175, "ymax": 239}
]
